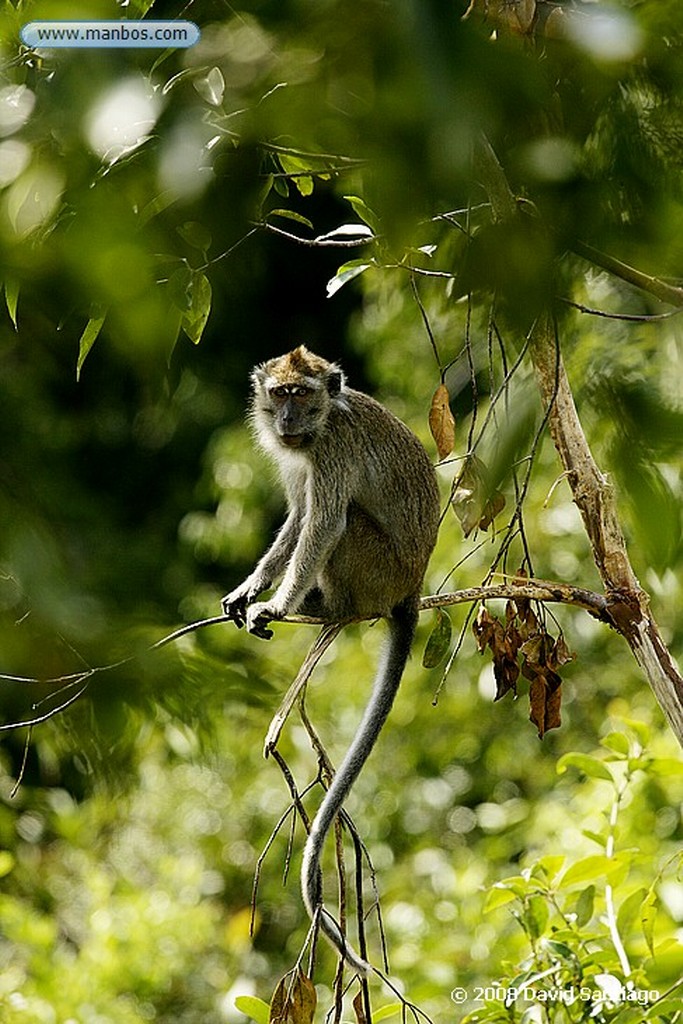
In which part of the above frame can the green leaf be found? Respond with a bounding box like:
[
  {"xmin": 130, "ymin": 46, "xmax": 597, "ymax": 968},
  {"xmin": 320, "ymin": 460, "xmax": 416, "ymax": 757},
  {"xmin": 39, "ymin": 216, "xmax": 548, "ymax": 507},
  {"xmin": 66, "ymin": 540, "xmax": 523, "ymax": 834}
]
[
  {"xmin": 530, "ymin": 855, "xmax": 565, "ymax": 882},
  {"xmin": 76, "ymin": 312, "xmax": 106, "ymax": 381},
  {"xmin": 267, "ymin": 208, "xmax": 314, "ymax": 230},
  {"xmin": 194, "ymin": 67, "xmax": 225, "ymax": 106},
  {"xmin": 326, "ymin": 260, "xmax": 372, "ymax": 298},
  {"xmin": 556, "ymin": 752, "xmax": 614, "ymax": 782},
  {"xmin": 234, "ymin": 995, "xmax": 270, "ymax": 1024},
  {"xmin": 644, "ymin": 757, "xmax": 683, "ymax": 776},
  {"xmin": 372, "ymin": 1004, "xmax": 402, "ymax": 1022},
  {"xmin": 617, "ymin": 717, "xmax": 650, "ymax": 746},
  {"xmin": 643, "ymin": 942, "xmax": 683, "ymax": 986},
  {"xmin": 294, "ymin": 175, "xmax": 313, "ymax": 196},
  {"xmin": 559, "ymin": 855, "xmax": 613, "ymax": 887},
  {"xmin": 600, "ymin": 731, "xmax": 630, "ymax": 756},
  {"xmin": 617, "ymin": 886, "xmax": 647, "ymax": 936},
  {"xmin": 181, "ymin": 272, "xmax": 212, "ymax": 345},
  {"xmin": 177, "ymin": 221, "xmax": 212, "ymax": 252},
  {"xmin": 486, "ymin": 875, "xmax": 529, "ymax": 898},
  {"xmin": 278, "ymin": 154, "xmax": 315, "ymax": 197},
  {"xmin": 343, "ymin": 194, "xmax": 380, "ymax": 232},
  {"xmin": 582, "ymin": 828, "xmax": 607, "ymax": 848},
  {"xmin": 4, "ymin": 278, "xmax": 19, "ymax": 329},
  {"xmin": 641, "ymin": 889, "xmax": 658, "ymax": 954},
  {"xmin": 483, "ymin": 886, "xmax": 518, "ymax": 913},
  {"xmin": 574, "ymin": 884, "xmax": 595, "ymax": 927},
  {"xmin": 422, "ymin": 608, "xmax": 452, "ymax": 668},
  {"xmin": 168, "ymin": 267, "xmax": 194, "ymax": 312},
  {"xmin": 543, "ymin": 938, "xmax": 575, "ymax": 961},
  {"xmin": 524, "ymin": 894, "xmax": 549, "ymax": 940}
]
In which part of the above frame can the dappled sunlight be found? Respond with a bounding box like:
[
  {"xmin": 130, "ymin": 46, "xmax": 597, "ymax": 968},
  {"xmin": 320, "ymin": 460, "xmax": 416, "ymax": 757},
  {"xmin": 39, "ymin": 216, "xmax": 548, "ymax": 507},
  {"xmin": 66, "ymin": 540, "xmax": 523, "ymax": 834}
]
[{"xmin": 85, "ymin": 76, "xmax": 160, "ymax": 164}]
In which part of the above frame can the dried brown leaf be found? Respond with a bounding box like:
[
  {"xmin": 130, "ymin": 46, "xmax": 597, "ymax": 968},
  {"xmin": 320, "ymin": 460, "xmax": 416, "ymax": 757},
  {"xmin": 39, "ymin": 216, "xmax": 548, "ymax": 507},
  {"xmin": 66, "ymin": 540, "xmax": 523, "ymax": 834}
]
[
  {"xmin": 472, "ymin": 606, "xmax": 497, "ymax": 652},
  {"xmin": 529, "ymin": 674, "xmax": 562, "ymax": 738},
  {"xmin": 451, "ymin": 455, "xmax": 505, "ymax": 536},
  {"xmin": 429, "ymin": 383, "xmax": 456, "ymax": 460},
  {"xmin": 270, "ymin": 969, "xmax": 317, "ymax": 1024}
]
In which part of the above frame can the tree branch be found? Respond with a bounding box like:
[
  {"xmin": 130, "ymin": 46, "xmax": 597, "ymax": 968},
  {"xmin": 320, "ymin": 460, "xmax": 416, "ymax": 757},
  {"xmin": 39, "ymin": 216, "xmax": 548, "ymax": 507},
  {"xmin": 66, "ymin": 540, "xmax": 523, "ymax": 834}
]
[
  {"xmin": 573, "ymin": 241, "xmax": 683, "ymax": 309},
  {"xmin": 471, "ymin": 134, "xmax": 683, "ymax": 744},
  {"xmin": 528, "ymin": 314, "xmax": 683, "ymax": 742}
]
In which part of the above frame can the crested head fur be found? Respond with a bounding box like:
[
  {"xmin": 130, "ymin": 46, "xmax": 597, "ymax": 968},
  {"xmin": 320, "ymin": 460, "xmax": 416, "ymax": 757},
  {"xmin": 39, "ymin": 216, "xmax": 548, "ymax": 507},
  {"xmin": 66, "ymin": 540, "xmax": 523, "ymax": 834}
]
[{"xmin": 253, "ymin": 346, "xmax": 346, "ymax": 396}]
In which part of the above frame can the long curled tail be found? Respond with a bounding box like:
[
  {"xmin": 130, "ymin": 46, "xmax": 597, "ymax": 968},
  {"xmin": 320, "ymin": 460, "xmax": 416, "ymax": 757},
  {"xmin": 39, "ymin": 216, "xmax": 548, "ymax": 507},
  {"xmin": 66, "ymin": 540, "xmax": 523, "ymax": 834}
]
[{"xmin": 300, "ymin": 598, "xmax": 418, "ymax": 973}]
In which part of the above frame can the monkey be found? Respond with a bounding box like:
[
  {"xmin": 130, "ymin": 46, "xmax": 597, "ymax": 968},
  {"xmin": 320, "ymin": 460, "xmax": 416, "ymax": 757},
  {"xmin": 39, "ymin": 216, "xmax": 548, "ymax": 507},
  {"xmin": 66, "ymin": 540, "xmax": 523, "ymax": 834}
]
[{"xmin": 221, "ymin": 345, "xmax": 440, "ymax": 973}]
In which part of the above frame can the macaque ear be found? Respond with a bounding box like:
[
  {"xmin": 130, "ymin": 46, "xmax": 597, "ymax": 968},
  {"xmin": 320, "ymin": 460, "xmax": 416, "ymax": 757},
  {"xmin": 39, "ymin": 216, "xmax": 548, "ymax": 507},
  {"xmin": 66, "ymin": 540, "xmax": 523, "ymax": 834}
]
[{"xmin": 326, "ymin": 368, "xmax": 344, "ymax": 396}]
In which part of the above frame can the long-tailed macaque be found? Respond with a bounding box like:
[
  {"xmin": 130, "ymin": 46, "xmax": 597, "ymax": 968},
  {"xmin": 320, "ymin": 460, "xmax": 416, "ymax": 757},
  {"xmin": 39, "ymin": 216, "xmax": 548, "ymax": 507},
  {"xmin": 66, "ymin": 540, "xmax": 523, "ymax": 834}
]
[{"xmin": 222, "ymin": 346, "xmax": 439, "ymax": 972}]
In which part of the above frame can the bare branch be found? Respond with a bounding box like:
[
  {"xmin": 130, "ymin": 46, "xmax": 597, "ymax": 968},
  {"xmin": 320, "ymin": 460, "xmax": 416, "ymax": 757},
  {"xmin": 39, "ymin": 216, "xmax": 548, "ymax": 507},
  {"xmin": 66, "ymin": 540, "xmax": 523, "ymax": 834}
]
[
  {"xmin": 573, "ymin": 241, "xmax": 683, "ymax": 309},
  {"xmin": 528, "ymin": 313, "xmax": 683, "ymax": 743},
  {"xmin": 259, "ymin": 221, "xmax": 374, "ymax": 248}
]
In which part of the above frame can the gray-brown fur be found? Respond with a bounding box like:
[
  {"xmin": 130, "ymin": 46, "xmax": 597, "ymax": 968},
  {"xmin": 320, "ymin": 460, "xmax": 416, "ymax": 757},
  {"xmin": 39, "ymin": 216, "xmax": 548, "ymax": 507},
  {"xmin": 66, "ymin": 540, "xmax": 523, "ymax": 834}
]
[{"xmin": 222, "ymin": 346, "xmax": 439, "ymax": 972}]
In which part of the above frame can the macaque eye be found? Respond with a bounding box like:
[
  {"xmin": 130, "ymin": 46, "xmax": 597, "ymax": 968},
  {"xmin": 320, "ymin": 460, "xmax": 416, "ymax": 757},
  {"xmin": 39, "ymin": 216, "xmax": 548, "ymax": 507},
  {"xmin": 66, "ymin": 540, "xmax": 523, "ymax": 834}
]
[{"xmin": 270, "ymin": 384, "xmax": 313, "ymax": 399}]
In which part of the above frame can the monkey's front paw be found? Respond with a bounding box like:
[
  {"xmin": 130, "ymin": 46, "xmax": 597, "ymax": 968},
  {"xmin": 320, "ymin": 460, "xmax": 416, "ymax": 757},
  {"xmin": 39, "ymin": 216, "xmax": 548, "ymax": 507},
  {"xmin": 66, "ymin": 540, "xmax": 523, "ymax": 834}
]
[
  {"xmin": 245, "ymin": 602, "xmax": 281, "ymax": 640},
  {"xmin": 221, "ymin": 591, "xmax": 249, "ymax": 627},
  {"xmin": 222, "ymin": 578, "xmax": 264, "ymax": 627}
]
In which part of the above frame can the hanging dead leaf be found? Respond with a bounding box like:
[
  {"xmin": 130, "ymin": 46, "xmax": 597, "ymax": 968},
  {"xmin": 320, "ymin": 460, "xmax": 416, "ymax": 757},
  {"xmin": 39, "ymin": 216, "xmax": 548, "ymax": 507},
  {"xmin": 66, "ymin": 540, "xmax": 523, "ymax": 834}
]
[
  {"xmin": 479, "ymin": 489, "xmax": 506, "ymax": 531},
  {"xmin": 550, "ymin": 634, "xmax": 575, "ymax": 669},
  {"xmin": 472, "ymin": 606, "xmax": 497, "ymax": 652},
  {"xmin": 451, "ymin": 455, "xmax": 505, "ymax": 537},
  {"xmin": 429, "ymin": 383, "xmax": 456, "ymax": 460},
  {"xmin": 475, "ymin": 595, "xmax": 568, "ymax": 735},
  {"xmin": 473, "ymin": 606, "xmax": 520, "ymax": 700},
  {"xmin": 529, "ymin": 675, "xmax": 562, "ymax": 739},
  {"xmin": 492, "ymin": 647, "xmax": 520, "ymax": 701},
  {"xmin": 270, "ymin": 968, "xmax": 317, "ymax": 1024}
]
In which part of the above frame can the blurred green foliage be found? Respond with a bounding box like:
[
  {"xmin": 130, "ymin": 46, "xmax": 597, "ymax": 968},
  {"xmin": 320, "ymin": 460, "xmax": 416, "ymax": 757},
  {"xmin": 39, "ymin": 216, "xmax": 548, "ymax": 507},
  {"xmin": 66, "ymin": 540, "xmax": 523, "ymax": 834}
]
[{"xmin": 0, "ymin": 0, "xmax": 682, "ymax": 1021}]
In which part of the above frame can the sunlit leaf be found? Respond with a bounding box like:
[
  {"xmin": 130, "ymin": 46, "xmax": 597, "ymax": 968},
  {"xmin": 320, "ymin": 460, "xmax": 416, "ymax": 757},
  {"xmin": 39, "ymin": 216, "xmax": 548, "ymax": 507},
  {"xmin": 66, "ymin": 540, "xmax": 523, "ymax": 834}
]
[
  {"xmin": 76, "ymin": 312, "xmax": 106, "ymax": 381},
  {"xmin": 617, "ymin": 886, "xmax": 647, "ymax": 936},
  {"xmin": 343, "ymin": 194, "xmax": 380, "ymax": 232},
  {"xmin": 559, "ymin": 855, "xmax": 613, "ymax": 887},
  {"xmin": 234, "ymin": 996, "xmax": 270, "ymax": 1024},
  {"xmin": 641, "ymin": 889, "xmax": 658, "ymax": 954},
  {"xmin": 181, "ymin": 272, "xmax": 212, "ymax": 345},
  {"xmin": 483, "ymin": 886, "xmax": 518, "ymax": 913},
  {"xmin": 294, "ymin": 175, "xmax": 313, "ymax": 196},
  {"xmin": 600, "ymin": 731, "xmax": 630, "ymax": 757},
  {"xmin": 371, "ymin": 1003, "xmax": 402, "ymax": 1021},
  {"xmin": 574, "ymin": 884, "xmax": 595, "ymax": 927},
  {"xmin": 4, "ymin": 278, "xmax": 19, "ymax": 329},
  {"xmin": 267, "ymin": 208, "xmax": 315, "ymax": 230},
  {"xmin": 556, "ymin": 752, "xmax": 614, "ymax": 781},
  {"xmin": 194, "ymin": 67, "xmax": 225, "ymax": 106},
  {"xmin": 326, "ymin": 260, "xmax": 372, "ymax": 298}
]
